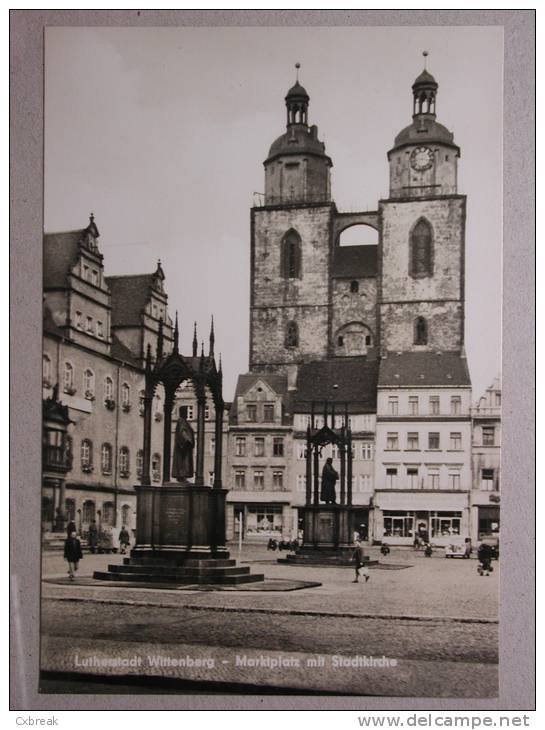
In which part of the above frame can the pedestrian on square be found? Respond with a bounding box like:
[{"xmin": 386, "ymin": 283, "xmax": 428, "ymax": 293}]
[
  {"xmin": 66, "ymin": 520, "xmax": 76, "ymax": 537},
  {"xmin": 424, "ymin": 543, "xmax": 433, "ymax": 557},
  {"xmin": 64, "ymin": 530, "xmax": 83, "ymax": 581},
  {"xmin": 87, "ymin": 520, "xmax": 98, "ymax": 553},
  {"xmin": 477, "ymin": 542, "xmax": 493, "ymax": 576},
  {"xmin": 118, "ymin": 526, "xmax": 131, "ymax": 554},
  {"xmin": 464, "ymin": 537, "xmax": 472, "ymax": 559},
  {"xmin": 352, "ymin": 541, "xmax": 370, "ymax": 583}
]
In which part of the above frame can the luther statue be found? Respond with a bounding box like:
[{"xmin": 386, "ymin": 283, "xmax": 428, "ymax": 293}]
[
  {"xmin": 172, "ymin": 408, "xmax": 195, "ymax": 482},
  {"xmin": 320, "ymin": 457, "xmax": 339, "ymax": 504}
]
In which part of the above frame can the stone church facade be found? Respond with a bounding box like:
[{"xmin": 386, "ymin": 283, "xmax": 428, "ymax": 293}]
[{"xmin": 226, "ymin": 64, "xmax": 487, "ymax": 546}]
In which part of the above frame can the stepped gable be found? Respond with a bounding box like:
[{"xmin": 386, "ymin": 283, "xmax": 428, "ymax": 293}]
[
  {"xmin": 378, "ymin": 351, "xmax": 471, "ymax": 387},
  {"xmin": 331, "ymin": 245, "xmax": 377, "ymax": 279},
  {"xmin": 294, "ymin": 357, "xmax": 379, "ymax": 413}
]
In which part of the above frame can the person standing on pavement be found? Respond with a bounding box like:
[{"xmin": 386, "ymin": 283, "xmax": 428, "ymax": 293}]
[
  {"xmin": 64, "ymin": 530, "xmax": 83, "ymax": 581},
  {"xmin": 118, "ymin": 525, "xmax": 131, "ymax": 554},
  {"xmin": 352, "ymin": 541, "xmax": 370, "ymax": 583},
  {"xmin": 87, "ymin": 520, "xmax": 98, "ymax": 553}
]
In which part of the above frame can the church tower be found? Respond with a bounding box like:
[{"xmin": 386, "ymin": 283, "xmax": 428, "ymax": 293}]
[
  {"xmin": 250, "ymin": 68, "xmax": 334, "ymax": 372},
  {"xmin": 379, "ymin": 58, "xmax": 466, "ymax": 353}
]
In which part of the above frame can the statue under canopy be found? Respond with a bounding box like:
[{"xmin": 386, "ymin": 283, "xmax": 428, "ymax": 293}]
[
  {"xmin": 172, "ymin": 408, "xmax": 195, "ymax": 481},
  {"xmin": 320, "ymin": 457, "xmax": 338, "ymax": 504}
]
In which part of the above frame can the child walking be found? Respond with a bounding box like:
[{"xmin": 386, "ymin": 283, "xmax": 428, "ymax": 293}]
[
  {"xmin": 352, "ymin": 540, "xmax": 370, "ymax": 583},
  {"xmin": 64, "ymin": 530, "xmax": 83, "ymax": 581}
]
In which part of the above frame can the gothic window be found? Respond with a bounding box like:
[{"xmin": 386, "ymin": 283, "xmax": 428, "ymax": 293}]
[
  {"xmin": 410, "ymin": 218, "xmax": 433, "ymax": 278},
  {"xmin": 151, "ymin": 453, "xmax": 161, "ymax": 482},
  {"xmin": 136, "ymin": 449, "xmax": 144, "ymax": 478},
  {"xmin": 81, "ymin": 439, "xmax": 93, "ymax": 471},
  {"xmin": 414, "ymin": 316, "xmax": 428, "ymax": 345},
  {"xmin": 285, "ymin": 320, "xmax": 299, "ymax": 348},
  {"xmin": 281, "ymin": 230, "xmax": 302, "ymax": 279},
  {"xmin": 63, "ymin": 362, "xmax": 74, "ymax": 393}
]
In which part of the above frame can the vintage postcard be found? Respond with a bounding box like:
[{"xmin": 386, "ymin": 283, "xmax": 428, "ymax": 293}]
[{"xmin": 10, "ymin": 11, "xmax": 535, "ymax": 712}]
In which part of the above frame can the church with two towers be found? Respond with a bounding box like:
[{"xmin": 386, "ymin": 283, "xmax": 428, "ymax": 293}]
[{"xmin": 227, "ymin": 61, "xmax": 474, "ymax": 545}]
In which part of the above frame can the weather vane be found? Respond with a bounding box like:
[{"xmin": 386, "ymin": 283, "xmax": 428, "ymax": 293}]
[
  {"xmin": 295, "ymin": 62, "xmax": 301, "ymax": 81},
  {"xmin": 423, "ymin": 50, "xmax": 429, "ymax": 69}
]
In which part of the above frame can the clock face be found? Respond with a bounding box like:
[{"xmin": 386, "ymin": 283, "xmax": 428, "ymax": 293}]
[{"xmin": 410, "ymin": 146, "xmax": 434, "ymax": 171}]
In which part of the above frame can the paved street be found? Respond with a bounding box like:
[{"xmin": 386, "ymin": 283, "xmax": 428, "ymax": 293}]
[{"xmin": 41, "ymin": 543, "xmax": 498, "ymax": 697}]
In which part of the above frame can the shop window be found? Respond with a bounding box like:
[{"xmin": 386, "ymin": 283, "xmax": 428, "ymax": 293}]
[
  {"xmin": 383, "ymin": 511, "xmax": 414, "ymax": 538},
  {"xmin": 431, "ymin": 512, "xmax": 461, "ymax": 537},
  {"xmin": 246, "ymin": 505, "xmax": 283, "ymax": 537},
  {"xmin": 273, "ymin": 438, "xmax": 284, "ymax": 457}
]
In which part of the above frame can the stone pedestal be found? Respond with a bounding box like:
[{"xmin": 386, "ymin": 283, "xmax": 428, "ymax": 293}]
[
  {"xmin": 94, "ymin": 483, "xmax": 265, "ymax": 585},
  {"xmin": 132, "ymin": 483, "xmax": 228, "ymax": 561},
  {"xmin": 279, "ymin": 504, "xmax": 377, "ymax": 566}
]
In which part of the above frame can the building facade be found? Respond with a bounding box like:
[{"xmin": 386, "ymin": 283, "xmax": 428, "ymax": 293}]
[
  {"xmin": 42, "ymin": 217, "xmax": 172, "ymax": 537},
  {"xmin": 227, "ymin": 63, "xmax": 491, "ymax": 545},
  {"xmin": 470, "ymin": 377, "xmax": 501, "ymax": 542}
]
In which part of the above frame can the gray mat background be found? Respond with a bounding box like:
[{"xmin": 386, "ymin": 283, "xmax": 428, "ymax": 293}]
[{"xmin": 10, "ymin": 9, "xmax": 535, "ymax": 711}]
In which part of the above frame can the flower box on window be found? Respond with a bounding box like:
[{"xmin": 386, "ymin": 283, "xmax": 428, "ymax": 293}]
[
  {"xmin": 84, "ymin": 390, "xmax": 95, "ymax": 401},
  {"xmin": 154, "ymin": 412, "xmax": 162, "ymax": 422},
  {"xmin": 64, "ymin": 386, "xmax": 77, "ymax": 396},
  {"xmin": 81, "ymin": 464, "xmax": 93, "ymax": 474},
  {"xmin": 119, "ymin": 470, "xmax": 130, "ymax": 479},
  {"xmin": 152, "ymin": 470, "xmax": 161, "ymax": 482},
  {"xmin": 122, "ymin": 403, "xmax": 131, "ymax": 413},
  {"xmin": 104, "ymin": 398, "xmax": 116, "ymax": 411}
]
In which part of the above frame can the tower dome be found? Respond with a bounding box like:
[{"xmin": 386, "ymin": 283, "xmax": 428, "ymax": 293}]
[
  {"xmin": 263, "ymin": 65, "xmax": 332, "ymax": 206},
  {"xmin": 387, "ymin": 54, "xmax": 460, "ymax": 199}
]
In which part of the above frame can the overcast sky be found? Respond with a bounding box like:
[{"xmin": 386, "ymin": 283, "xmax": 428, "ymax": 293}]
[{"xmin": 44, "ymin": 26, "xmax": 502, "ymax": 399}]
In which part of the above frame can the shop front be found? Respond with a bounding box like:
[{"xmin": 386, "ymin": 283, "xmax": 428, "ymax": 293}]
[
  {"xmin": 373, "ymin": 491, "xmax": 470, "ymax": 546},
  {"xmin": 226, "ymin": 498, "xmax": 292, "ymax": 542}
]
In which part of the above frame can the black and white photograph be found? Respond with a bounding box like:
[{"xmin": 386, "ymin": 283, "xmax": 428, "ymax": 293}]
[{"xmin": 9, "ymin": 12, "xmax": 534, "ymax": 710}]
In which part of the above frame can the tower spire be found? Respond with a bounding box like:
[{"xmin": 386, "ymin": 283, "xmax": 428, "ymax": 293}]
[
  {"xmin": 173, "ymin": 311, "xmax": 179, "ymax": 353},
  {"xmin": 193, "ymin": 321, "xmax": 198, "ymax": 358},
  {"xmin": 209, "ymin": 315, "xmax": 215, "ymax": 357}
]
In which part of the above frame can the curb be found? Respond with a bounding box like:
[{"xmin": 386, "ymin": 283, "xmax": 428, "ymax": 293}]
[{"xmin": 43, "ymin": 594, "xmax": 498, "ymax": 624}]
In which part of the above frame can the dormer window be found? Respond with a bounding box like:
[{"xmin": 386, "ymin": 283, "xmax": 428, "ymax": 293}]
[
  {"xmin": 97, "ymin": 321, "xmax": 104, "ymax": 338},
  {"xmin": 263, "ymin": 403, "xmax": 275, "ymax": 422},
  {"xmin": 74, "ymin": 312, "xmax": 82, "ymax": 330},
  {"xmin": 86, "ymin": 316, "xmax": 93, "ymax": 333},
  {"xmin": 91, "ymin": 270, "xmax": 99, "ymax": 286}
]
